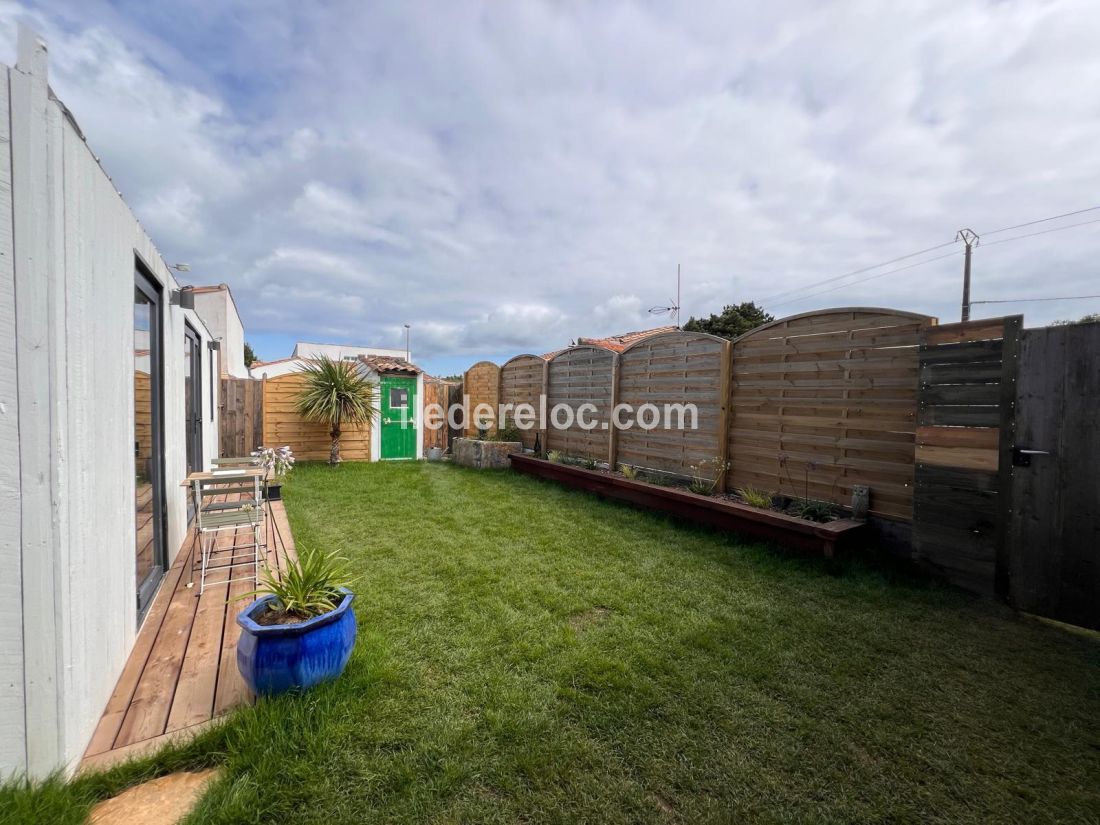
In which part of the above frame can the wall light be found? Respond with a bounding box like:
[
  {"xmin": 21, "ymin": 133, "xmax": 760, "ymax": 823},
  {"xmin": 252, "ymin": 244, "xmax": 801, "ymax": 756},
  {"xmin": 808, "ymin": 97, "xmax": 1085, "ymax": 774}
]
[{"xmin": 170, "ymin": 286, "xmax": 195, "ymax": 309}]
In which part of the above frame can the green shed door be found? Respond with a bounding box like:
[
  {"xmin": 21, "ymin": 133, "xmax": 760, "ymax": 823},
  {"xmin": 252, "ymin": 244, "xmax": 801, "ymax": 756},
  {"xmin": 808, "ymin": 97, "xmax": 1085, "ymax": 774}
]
[{"xmin": 380, "ymin": 375, "xmax": 418, "ymax": 460}]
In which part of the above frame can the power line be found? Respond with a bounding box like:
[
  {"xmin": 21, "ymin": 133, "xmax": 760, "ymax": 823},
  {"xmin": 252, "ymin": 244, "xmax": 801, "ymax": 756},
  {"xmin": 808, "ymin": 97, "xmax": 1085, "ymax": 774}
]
[
  {"xmin": 757, "ymin": 239, "xmax": 957, "ymax": 305},
  {"xmin": 971, "ymin": 294, "xmax": 1100, "ymax": 305},
  {"xmin": 982, "ymin": 204, "xmax": 1100, "ymax": 236},
  {"xmin": 765, "ymin": 249, "xmax": 962, "ymax": 311},
  {"xmin": 752, "ymin": 205, "xmax": 1100, "ymax": 314},
  {"xmin": 979, "ymin": 216, "xmax": 1100, "ymax": 247}
]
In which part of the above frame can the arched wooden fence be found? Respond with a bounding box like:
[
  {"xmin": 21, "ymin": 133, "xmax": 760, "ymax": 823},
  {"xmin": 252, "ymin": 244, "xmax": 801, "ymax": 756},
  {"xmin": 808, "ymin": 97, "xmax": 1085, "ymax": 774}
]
[
  {"xmin": 500, "ymin": 355, "xmax": 546, "ymax": 450},
  {"xmin": 616, "ymin": 330, "xmax": 730, "ymax": 478},
  {"xmin": 463, "ymin": 361, "xmax": 501, "ymax": 436},
  {"xmin": 727, "ymin": 308, "xmax": 934, "ymax": 520},
  {"xmin": 545, "ymin": 346, "xmax": 616, "ymax": 461},
  {"xmin": 461, "ymin": 309, "xmax": 937, "ymax": 519}
]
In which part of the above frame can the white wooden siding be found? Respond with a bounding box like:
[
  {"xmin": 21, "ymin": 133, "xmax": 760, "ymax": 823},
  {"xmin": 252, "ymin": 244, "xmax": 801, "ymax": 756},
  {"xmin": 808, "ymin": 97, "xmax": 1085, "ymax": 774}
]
[
  {"xmin": 5, "ymin": 26, "xmax": 221, "ymax": 776},
  {"xmin": 0, "ymin": 65, "xmax": 27, "ymax": 778}
]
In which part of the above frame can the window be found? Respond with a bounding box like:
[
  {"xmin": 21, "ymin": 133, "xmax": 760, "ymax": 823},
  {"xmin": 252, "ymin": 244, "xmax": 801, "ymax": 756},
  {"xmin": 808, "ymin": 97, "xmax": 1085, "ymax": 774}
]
[{"xmin": 389, "ymin": 387, "xmax": 409, "ymax": 408}]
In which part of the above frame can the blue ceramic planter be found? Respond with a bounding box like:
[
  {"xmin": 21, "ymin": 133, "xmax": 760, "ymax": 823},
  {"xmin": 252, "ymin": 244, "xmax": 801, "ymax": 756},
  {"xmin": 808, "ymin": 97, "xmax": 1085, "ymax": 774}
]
[{"xmin": 236, "ymin": 587, "xmax": 356, "ymax": 695}]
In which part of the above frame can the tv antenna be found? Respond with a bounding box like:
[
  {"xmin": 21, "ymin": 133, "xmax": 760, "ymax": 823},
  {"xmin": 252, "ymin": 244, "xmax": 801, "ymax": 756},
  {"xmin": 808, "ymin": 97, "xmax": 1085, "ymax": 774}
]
[{"xmin": 648, "ymin": 263, "xmax": 682, "ymax": 328}]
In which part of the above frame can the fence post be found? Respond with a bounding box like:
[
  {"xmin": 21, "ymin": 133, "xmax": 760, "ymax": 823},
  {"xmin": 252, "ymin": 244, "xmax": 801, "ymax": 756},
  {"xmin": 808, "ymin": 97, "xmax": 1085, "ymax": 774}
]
[
  {"xmin": 994, "ymin": 315, "xmax": 1022, "ymax": 599},
  {"xmin": 539, "ymin": 357, "xmax": 549, "ymax": 455},
  {"xmin": 716, "ymin": 339, "xmax": 733, "ymax": 491},
  {"xmin": 607, "ymin": 352, "xmax": 621, "ymax": 469}
]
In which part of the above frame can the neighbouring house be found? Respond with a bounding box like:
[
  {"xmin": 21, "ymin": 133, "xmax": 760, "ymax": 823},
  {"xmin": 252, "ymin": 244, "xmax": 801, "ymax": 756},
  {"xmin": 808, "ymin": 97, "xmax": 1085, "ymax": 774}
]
[
  {"xmin": 190, "ymin": 283, "xmax": 249, "ymax": 378},
  {"xmin": 294, "ymin": 340, "xmax": 409, "ymax": 363},
  {"xmin": 572, "ymin": 325, "xmax": 679, "ymax": 352},
  {"xmin": 0, "ymin": 28, "xmax": 221, "ymax": 777},
  {"xmin": 251, "ymin": 341, "xmax": 408, "ymax": 379}
]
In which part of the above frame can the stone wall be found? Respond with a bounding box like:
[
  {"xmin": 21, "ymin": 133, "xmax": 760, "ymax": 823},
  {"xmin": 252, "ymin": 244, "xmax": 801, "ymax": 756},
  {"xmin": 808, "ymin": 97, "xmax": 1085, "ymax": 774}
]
[{"xmin": 452, "ymin": 438, "xmax": 522, "ymax": 469}]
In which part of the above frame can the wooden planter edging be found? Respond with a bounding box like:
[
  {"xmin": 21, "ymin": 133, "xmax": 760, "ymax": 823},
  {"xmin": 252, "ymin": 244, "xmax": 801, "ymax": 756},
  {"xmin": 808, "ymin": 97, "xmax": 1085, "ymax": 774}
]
[{"xmin": 510, "ymin": 453, "xmax": 865, "ymax": 559}]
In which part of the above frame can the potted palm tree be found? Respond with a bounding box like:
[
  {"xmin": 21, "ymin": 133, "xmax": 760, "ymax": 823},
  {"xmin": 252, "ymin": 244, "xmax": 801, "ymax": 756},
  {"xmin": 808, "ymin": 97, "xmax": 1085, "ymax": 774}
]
[
  {"xmin": 295, "ymin": 356, "xmax": 378, "ymax": 465},
  {"xmin": 236, "ymin": 548, "xmax": 357, "ymax": 695}
]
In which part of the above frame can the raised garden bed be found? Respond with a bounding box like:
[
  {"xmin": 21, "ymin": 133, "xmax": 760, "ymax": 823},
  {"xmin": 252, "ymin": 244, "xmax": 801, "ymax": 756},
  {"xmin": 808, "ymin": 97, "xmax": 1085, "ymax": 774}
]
[{"xmin": 510, "ymin": 453, "xmax": 866, "ymax": 559}]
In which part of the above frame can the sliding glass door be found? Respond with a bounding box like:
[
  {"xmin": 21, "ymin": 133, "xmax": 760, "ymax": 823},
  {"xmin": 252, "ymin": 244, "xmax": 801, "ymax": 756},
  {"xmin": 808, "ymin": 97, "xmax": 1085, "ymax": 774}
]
[{"xmin": 135, "ymin": 270, "xmax": 166, "ymax": 619}]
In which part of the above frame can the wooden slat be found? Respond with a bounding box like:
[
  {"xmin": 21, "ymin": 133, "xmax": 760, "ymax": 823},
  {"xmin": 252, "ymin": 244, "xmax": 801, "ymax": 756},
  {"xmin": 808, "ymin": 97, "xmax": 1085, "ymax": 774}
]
[
  {"xmin": 916, "ymin": 426, "xmax": 999, "ymax": 449},
  {"xmin": 83, "ymin": 531, "xmax": 193, "ymax": 756},
  {"xmin": 916, "ymin": 444, "xmax": 998, "ymax": 472},
  {"xmin": 923, "ymin": 319, "xmax": 1008, "ymax": 345},
  {"xmin": 164, "ymin": 527, "xmax": 232, "ymax": 732},
  {"xmin": 114, "ymin": 554, "xmax": 202, "ymax": 746}
]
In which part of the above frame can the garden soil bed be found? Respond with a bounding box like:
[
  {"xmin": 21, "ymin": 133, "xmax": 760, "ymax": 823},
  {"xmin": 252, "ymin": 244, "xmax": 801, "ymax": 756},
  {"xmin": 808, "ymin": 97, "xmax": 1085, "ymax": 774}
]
[{"xmin": 510, "ymin": 453, "xmax": 866, "ymax": 559}]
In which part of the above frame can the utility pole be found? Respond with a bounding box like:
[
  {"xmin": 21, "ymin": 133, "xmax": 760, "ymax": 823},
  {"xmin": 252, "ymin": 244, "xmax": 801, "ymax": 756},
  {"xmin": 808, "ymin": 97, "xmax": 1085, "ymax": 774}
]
[
  {"xmin": 403, "ymin": 323, "xmax": 410, "ymax": 362},
  {"xmin": 957, "ymin": 228, "xmax": 979, "ymax": 321}
]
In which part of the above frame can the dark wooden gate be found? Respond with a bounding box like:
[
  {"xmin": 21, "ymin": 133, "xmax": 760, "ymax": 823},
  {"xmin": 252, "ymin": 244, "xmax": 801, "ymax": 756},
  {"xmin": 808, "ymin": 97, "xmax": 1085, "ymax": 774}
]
[
  {"xmin": 219, "ymin": 377, "xmax": 263, "ymax": 457},
  {"xmin": 1008, "ymin": 322, "xmax": 1100, "ymax": 630},
  {"xmin": 912, "ymin": 317, "xmax": 1021, "ymax": 596}
]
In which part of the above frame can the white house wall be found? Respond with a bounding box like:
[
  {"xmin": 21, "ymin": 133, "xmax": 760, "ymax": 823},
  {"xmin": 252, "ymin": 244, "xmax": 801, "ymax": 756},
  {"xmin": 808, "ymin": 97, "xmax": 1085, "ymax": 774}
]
[
  {"xmin": 194, "ymin": 288, "xmax": 248, "ymax": 378},
  {"xmin": 0, "ymin": 66, "xmax": 26, "ymax": 778},
  {"xmin": 6, "ymin": 28, "xmax": 219, "ymax": 777}
]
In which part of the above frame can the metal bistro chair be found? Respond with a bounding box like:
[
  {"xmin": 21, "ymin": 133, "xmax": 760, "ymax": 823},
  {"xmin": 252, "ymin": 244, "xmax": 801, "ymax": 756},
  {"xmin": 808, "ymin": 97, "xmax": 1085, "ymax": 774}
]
[{"xmin": 192, "ymin": 472, "xmax": 266, "ymax": 594}]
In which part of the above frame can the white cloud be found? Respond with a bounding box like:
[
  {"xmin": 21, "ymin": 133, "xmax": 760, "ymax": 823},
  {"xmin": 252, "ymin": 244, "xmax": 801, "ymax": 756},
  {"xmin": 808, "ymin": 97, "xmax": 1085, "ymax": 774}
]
[{"xmin": 4, "ymin": 0, "xmax": 1100, "ymax": 371}]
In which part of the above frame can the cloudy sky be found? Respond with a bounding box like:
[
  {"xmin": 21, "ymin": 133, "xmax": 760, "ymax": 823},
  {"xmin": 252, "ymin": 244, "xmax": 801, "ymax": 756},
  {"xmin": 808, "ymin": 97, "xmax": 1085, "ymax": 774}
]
[{"xmin": 4, "ymin": 1, "xmax": 1100, "ymax": 375}]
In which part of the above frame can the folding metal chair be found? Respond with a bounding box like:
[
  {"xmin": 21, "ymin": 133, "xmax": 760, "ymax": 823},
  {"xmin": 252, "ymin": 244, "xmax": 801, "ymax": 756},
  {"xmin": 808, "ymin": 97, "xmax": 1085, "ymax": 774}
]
[{"xmin": 192, "ymin": 472, "xmax": 266, "ymax": 594}]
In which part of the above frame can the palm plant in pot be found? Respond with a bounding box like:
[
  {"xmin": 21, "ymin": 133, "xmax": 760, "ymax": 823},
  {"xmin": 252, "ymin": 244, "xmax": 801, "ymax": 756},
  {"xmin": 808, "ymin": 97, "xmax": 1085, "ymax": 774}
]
[
  {"xmin": 236, "ymin": 548, "xmax": 357, "ymax": 695},
  {"xmin": 295, "ymin": 356, "xmax": 378, "ymax": 465}
]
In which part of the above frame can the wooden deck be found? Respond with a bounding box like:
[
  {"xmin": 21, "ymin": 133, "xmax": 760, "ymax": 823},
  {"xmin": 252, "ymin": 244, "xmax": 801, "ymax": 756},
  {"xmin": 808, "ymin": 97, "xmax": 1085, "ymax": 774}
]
[{"xmin": 81, "ymin": 496, "xmax": 297, "ymax": 771}]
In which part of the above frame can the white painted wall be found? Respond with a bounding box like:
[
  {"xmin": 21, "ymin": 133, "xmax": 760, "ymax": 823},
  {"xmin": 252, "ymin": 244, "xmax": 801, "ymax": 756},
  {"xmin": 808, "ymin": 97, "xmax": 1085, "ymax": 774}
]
[
  {"xmin": 193, "ymin": 286, "xmax": 248, "ymax": 378},
  {"xmin": 250, "ymin": 356, "xmax": 312, "ymax": 379},
  {"xmin": 293, "ymin": 341, "xmax": 410, "ymax": 363},
  {"xmin": 4, "ymin": 28, "xmax": 219, "ymax": 777},
  {"xmin": 0, "ymin": 63, "xmax": 26, "ymax": 778}
]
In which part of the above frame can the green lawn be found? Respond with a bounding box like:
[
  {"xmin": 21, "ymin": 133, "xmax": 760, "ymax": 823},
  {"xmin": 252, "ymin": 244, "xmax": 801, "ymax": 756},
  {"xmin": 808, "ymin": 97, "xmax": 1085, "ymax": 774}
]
[{"xmin": 4, "ymin": 461, "xmax": 1099, "ymax": 824}]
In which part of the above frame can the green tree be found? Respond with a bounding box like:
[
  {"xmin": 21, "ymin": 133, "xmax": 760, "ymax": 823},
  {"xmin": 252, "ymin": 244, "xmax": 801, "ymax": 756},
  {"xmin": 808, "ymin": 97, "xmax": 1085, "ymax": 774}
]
[
  {"xmin": 295, "ymin": 356, "xmax": 378, "ymax": 465},
  {"xmin": 243, "ymin": 341, "xmax": 257, "ymax": 367},
  {"xmin": 682, "ymin": 302, "xmax": 774, "ymax": 340},
  {"xmin": 1051, "ymin": 313, "xmax": 1100, "ymax": 326}
]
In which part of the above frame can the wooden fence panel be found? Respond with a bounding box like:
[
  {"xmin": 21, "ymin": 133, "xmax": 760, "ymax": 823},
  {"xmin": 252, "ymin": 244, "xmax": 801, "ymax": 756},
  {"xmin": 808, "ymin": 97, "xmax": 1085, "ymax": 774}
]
[
  {"xmin": 726, "ymin": 308, "xmax": 935, "ymax": 520},
  {"xmin": 463, "ymin": 361, "xmax": 501, "ymax": 436},
  {"xmin": 912, "ymin": 316, "xmax": 1020, "ymax": 596},
  {"xmin": 262, "ymin": 372, "xmax": 371, "ymax": 461},
  {"xmin": 218, "ymin": 377, "xmax": 263, "ymax": 457},
  {"xmin": 500, "ymin": 354, "xmax": 546, "ymax": 450},
  {"xmin": 615, "ymin": 331, "xmax": 729, "ymax": 477},
  {"xmin": 545, "ymin": 346, "xmax": 616, "ymax": 462}
]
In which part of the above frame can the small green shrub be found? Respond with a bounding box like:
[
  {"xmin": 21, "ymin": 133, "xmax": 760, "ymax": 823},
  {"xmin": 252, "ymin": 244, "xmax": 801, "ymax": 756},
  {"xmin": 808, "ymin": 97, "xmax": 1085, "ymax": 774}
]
[
  {"xmin": 689, "ymin": 477, "xmax": 714, "ymax": 495},
  {"xmin": 737, "ymin": 486, "xmax": 773, "ymax": 509},
  {"xmin": 688, "ymin": 456, "xmax": 730, "ymax": 496},
  {"xmin": 581, "ymin": 457, "xmax": 600, "ymax": 471},
  {"xmin": 245, "ymin": 548, "xmax": 355, "ymax": 621},
  {"xmin": 794, "ymin": 499, "xmax": 838, "ymax": 523},
  {"xmin": 547, "ymin": 450, "xmax": 564, "ymax": 464},
  {"xmin": 619, "ymin": 464, "xmax": 638, "ymax": 480}
]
